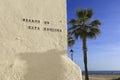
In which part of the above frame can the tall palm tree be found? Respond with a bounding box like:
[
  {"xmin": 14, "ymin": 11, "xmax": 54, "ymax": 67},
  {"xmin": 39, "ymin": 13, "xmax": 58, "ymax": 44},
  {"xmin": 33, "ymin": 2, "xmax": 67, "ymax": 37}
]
[
  {"xmin": 69, "ymin": 9, "xmax": 101, "ymax": 80},
  {"xmin": 68, "ymin": 32, "xmax": 75, "ymax": 61}
]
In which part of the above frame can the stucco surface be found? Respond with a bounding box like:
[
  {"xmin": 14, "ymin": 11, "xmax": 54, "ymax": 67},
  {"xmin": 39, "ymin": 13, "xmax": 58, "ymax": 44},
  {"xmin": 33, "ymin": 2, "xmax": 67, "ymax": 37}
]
[{"xmin": 0, "ymin": 0, "xmax": 82, "ymax": 80}]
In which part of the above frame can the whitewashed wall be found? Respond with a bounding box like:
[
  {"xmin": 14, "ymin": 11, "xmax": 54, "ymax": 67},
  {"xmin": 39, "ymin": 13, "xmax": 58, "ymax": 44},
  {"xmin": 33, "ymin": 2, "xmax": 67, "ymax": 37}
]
[{"xmin": 0, "ymin": 0, "xmax": 82, "ymax": 80}]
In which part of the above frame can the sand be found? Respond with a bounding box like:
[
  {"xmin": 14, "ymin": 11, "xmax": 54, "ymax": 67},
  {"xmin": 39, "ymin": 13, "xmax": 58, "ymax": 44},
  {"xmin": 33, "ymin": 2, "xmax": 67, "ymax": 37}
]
[{"xmin": 82, "ymin": 74, "xmax": 120, "ymax": 80}]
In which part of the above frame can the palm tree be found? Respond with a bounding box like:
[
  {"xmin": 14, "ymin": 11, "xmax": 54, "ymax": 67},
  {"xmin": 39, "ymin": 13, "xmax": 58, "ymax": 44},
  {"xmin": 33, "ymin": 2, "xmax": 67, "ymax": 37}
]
[
  {"xmin": 68, "ymin": 32, "xmax": 75, "ymax": 61},
  {"xmin": 68, "ymin": 9, "xmax": 101, "ymax": 80}
]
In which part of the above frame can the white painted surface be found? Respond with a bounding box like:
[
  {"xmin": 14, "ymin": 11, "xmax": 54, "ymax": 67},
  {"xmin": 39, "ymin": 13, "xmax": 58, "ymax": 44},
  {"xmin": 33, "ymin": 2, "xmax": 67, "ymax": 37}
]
[{"xmin": 0, "ymin": 0, "xmax": 82, "ymax": 80}]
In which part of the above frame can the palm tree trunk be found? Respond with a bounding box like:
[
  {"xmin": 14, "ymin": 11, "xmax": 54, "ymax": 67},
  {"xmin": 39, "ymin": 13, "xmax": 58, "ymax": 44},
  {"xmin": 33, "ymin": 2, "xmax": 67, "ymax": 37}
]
[{"xmin": 82, "ymin": 35, "xmax": 89, "ymax": 80}]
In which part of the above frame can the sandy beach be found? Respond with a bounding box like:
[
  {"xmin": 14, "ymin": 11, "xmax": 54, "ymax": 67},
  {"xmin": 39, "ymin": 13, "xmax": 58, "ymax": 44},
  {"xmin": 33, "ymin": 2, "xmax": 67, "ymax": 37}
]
[{"xmin": 82, "ymin": 74, "xmax": 120, "ymax": 80}]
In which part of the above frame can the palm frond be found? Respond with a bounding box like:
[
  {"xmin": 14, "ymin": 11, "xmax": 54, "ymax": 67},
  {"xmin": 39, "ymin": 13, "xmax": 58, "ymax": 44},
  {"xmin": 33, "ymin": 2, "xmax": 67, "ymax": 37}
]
[
  {"xmin": 90, "ymin": 20, "xmax": 101, "ymax": 26},
  {"xmin": 86, "ymin": 26, "xmax": 101, "ymax": 39},
  {"xmin": 71, "ymin": 28, "xmax": 83, "ymax": 39},
  {"xmin": 69, "ymin": 19, "xmax": 80, "ymax": 25},
  {"xmin": 76, "ymin": 9, "xmax": 84, "ymax": 19},
  {"xmin": 68, "ymin": 25, "xmax": 78, "ymax": 31},
  {"xmin": 87, "ymin": 32, "xmax": 96, "ymax": 39},
  {"xmin": 68, "ymin": 32, "xmax": 72, "ymax": 37},
  {"xmin": 76, "ymin": 9, "xmax": 93, "ymax": 23},
  {"xmin": 86, "ymin": 9, "xmax": 93, "ymax": 19},
  {"xmin": 67, "ymin": 32, "xmax": 75, "ymax": 47},
  {"xmin": 89, "ymin": 27, "xmax": 101, "ymax": 35},
  {"xmin": 68, "ymin": 38, "xmax": 75, "ymax": 47}
]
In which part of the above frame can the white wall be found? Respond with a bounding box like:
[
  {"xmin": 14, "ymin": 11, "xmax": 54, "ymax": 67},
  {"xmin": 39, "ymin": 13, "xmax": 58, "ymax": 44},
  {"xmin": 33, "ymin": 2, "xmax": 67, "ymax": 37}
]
[{"xmin": 0, "ymin": 0, "xmax": 82, "ymax": 80}]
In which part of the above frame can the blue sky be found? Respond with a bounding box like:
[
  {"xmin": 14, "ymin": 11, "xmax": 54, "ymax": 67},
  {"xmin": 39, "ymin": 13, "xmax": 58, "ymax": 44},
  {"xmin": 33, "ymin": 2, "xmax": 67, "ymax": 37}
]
[{"xmin": 67, "ymin": 0, "xmax": 120, "ymax": 71}]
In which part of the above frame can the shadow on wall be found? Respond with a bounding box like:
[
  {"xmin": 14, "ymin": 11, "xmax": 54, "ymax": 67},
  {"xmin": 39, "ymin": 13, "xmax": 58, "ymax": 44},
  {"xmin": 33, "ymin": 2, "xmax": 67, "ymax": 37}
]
[{"xmin": 19, "ymin": 49, "xmax": 66, "ymax": 80}]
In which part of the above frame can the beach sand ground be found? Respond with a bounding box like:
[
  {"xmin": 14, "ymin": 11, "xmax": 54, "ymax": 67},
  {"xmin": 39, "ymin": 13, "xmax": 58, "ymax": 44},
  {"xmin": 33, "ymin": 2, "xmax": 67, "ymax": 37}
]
[{"xmin": 82, "ymin": 74, "xmax": 120, "ymax": 80}]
